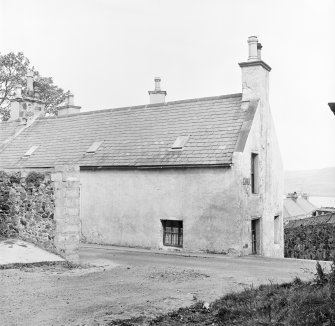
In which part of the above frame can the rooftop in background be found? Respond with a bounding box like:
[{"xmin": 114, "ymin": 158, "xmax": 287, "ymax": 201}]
[
  {"xmin": 284, "ymin": 192, "xmax": 317, "ymax": 221},
  {"xmin": 285, "ymin": 212, "xmax": 335, "ymax": 229},
  {"xmin": 0, "ymin": 93, "xmax": 255, "ymax": 169}
]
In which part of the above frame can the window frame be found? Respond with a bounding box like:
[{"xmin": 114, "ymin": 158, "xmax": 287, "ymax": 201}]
[
  {"xmin": 251, "ymin": 152, "xmax": 259, "ymax": 194},
  {"xmin": 274, "ymin": 215, "xmax": 280, "ymax": 244},
  {"xmin": 161, "ymin": 220, "xmax": 183, "ymax": 248}
]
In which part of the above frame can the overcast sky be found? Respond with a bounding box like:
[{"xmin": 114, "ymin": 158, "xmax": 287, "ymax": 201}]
[{"xmin": 1, "ymin": 0, "xmax": 334, "ymax": 171}]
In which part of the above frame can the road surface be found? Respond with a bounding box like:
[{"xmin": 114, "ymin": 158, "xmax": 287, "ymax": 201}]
[{"xmin": 0, "ymin": 244, "xmax": 329, "ymax": 326}]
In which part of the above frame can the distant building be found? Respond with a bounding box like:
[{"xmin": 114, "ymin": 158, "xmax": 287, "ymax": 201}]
[{"xmin": 284, "ymin": 192, "xmax": 317, "ymax": 223}]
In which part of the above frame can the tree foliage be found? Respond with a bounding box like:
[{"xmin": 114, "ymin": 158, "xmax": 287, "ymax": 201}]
[
  {"xmin": 0, "ymin": 52, "xmax": 67, "ymax": 121},
  {"xmin": 0, "ymin": 52, "xmax": 29, "ymax": 119}
]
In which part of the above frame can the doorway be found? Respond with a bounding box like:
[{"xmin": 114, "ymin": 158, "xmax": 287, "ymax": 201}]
[{"xmin": 251, "ymin": 218, "xmax": 261, "ymax": 254}]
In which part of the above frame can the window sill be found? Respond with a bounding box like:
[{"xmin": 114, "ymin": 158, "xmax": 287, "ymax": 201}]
[{"xmin": 161, "ymin": 245, "xmax": 183, "ymax": 251}]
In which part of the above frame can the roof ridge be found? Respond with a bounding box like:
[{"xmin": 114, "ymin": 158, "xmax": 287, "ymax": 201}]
[{"xmin": 39, "ymin": 93, "xmax": 242, "ymax": 120}]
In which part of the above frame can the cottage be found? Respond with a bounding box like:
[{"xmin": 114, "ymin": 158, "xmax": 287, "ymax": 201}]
[{"xmin": 0, "ymin": 36, "xmax": 283, "ymax": 257}]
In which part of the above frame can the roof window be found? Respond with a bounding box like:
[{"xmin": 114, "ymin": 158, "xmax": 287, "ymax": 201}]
[
  {"xmin": 171, "ymin": 135, "xmax": 190, "ymax": 150},
  {"xmin": 86, "ymin": 141, "xmax": 103, "ymax": 153},
  {"xmin": 24, "ymin": 145, "xmax": 39, "ymax": 157}
]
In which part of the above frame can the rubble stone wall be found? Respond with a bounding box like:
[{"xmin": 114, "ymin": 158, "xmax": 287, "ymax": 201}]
[
  {"xmin": 284, "ymin": 214, "xmax": 335, "ymax": 261},
  {"xmin": 0, "ymin": 165, "xmax": 80, "ymax": 262},
  {"xmin": 0, "ymin": 170, "xmax": 56, "ymax": 251}
]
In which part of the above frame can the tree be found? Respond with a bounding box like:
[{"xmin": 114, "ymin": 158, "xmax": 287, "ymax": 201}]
[{"xmin": 0, "ymin": 52, "xmax": 67, "ymax": 121}]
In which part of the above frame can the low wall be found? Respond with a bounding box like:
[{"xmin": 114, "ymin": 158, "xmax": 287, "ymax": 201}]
[
  {"xmin": 0, "ymin": 165, "xmax": 80, "ymax": 262},
  {"xmin": 284, "ymin": 214, "xmax": 335, "ymax": 261}
]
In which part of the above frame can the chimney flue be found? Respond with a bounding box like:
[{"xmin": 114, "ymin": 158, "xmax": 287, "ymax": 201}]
[
  {"xmin": 148, "ymin": 77, "xmax": 167, "ymax": 104},
  {"xmin": 247, "ymin": 36, "xmax": 258, "ymax": 61},
  {"xmin": 26, "ymin": 70, "xmax": 34, "ymax": 95}
]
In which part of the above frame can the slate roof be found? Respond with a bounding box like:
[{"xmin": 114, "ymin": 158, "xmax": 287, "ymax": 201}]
[
  {"xmin": 0, "ymin": 121, "xmax": 22, "ymax": 145},
  {"xmin": 285, "ymin": 213, "xmax": 335, "ymax": 228},
  {"xmin": 283, "ymin": 197, "xmax": 317, "ymax": 219},
  {"xmin": 0, "ymin": 93, "xmax": 249, "ymax": 169}
]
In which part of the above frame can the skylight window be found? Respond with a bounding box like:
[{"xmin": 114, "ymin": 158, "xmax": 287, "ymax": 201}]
[
  {"xmin": 86, "ymin": 141, "xmax": 103, "ymax": 153},
  {"xmin": 171, "ymin": 135, "xmax": 190, "ymax": 150},
  {"xmin": 24, "ymin": 145, "xmax": 39, "ymax": 157}
]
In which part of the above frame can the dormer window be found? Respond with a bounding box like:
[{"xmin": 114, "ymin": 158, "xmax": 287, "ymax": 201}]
[
  {"xmin": 86, "ymin": 141, "xmax": 103, "ymax": 153},
  {"xmin": 171, "ymin": 135, "xmax": 190, "ymax": 150},
  {"xmin": 23, "ymin": 145, "xmax": 39, "ymax": 157}
]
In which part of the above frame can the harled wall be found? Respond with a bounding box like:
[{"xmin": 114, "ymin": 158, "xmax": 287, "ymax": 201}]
[{"xmin": 80, "ymin": 167, "xmax": 248, "ymax": 254}]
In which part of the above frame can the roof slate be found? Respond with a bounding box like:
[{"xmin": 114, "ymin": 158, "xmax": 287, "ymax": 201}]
[
  {"xmin": 0, "ymin": 93, "xmax": 248, "ymax": 168},
  {"xmin": 0, "ymin": 121, "xmax": 22, "ymax": 145}
]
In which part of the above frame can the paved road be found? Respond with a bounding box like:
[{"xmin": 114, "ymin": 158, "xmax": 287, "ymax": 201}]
[
  {"xmin": 80, "ymin": 244, "xmax": 327, "ymax": 285},
  {"xmin": 1, "ymin": 245, "xmax": 330, "ymax": 326}
]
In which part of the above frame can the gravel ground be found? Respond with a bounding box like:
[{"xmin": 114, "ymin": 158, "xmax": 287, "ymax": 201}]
[{"xmin": 0, "ymin": 245, "xmax": 329, "ymax": 326}]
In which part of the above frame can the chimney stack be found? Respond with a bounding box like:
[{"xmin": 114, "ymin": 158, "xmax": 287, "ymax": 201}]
[
  {"xmin": 239, "ymin": 36, "xmax": 271, "ymax": 102},
  {"xmin": 8, "ymin": 74, "xmax": 45, "ymax": 122},
  {"xmin": 148, "ymin": 77, "xmax": 167, "ymax": 104},
  {"xmin": 57, "ymin": 92, "xmax": 81, "ymax": 116},
  {"xmin": 26, "ymin": 70, "xmax": 34, "ymax": 95},
  {"xmin": 9, "ymin": 84, "xmax": 23, "ymax": 120}
]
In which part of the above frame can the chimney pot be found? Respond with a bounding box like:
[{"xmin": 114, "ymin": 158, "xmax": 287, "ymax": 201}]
[
  {"xmin": 247, "ymin": 36, "xmax": 258, "ymax": 61},
  {"xmin": 66, "ymin": 92, "xmax": 75, "ymax": 106},
  {"xmin": 154, "ymin": 77, "xmax": 161, "ymax": 91},
  {"xmin": 26, "ymin": 69, "xmax": 34, "ymax": 94},
  {"xmin": 15, "ymin": 84, "xmax": 22, "ymax": 98}
]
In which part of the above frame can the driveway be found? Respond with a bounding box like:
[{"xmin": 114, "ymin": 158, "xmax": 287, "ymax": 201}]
[{"xmin": 0, "ymin": 244, "xmax": 330, "ymax": 326}]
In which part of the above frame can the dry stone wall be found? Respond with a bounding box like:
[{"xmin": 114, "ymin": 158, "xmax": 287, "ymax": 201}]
[
  {"xmin": 284, "ymin": 214, "xmax": 335, "ymax": 261},
  {"xmin": 0, "ymin": 165, "xmax": 80, "ymax": 262}
]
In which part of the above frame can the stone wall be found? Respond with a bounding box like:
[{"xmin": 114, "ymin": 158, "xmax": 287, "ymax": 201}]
[
  {"xmin": 0, "ymin": 170, "xmax": 56, "ymax": 251},
  {"xmin": 0, "ymin": 165, "xmax": 80, "ymax": 262},
  {"xmin": 284, "ymin": 214, "xmax": 335, "ymax": 261}
]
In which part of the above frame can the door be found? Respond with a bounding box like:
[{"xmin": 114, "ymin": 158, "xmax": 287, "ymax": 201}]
[{"xmin": 251, "ymin": 219, "xmax": 260, "ymax": 254}]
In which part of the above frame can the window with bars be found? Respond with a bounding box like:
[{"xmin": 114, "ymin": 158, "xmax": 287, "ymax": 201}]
[{"xmin": 162, "ymin": 220, "xmax": 183, "ymax": 247}]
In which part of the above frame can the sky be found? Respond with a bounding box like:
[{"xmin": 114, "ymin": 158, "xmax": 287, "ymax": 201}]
[{"xmin": 1, "ymin": 0, "xmax": 334, "ymax": 171}]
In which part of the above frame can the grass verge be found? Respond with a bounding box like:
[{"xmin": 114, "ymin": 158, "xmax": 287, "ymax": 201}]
[{"xmin": 110, "ymin": 258, "xmax": 335, "ymax": 326}]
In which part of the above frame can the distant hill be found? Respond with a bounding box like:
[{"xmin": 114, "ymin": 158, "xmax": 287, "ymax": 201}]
[{"xmin": 284, "ymin": 167, "xmax": 335, "ymax": 197}]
